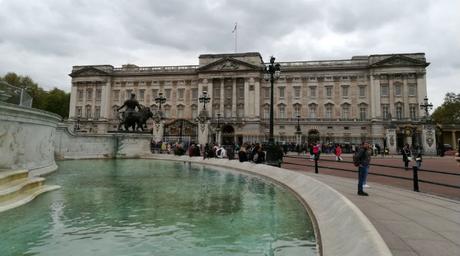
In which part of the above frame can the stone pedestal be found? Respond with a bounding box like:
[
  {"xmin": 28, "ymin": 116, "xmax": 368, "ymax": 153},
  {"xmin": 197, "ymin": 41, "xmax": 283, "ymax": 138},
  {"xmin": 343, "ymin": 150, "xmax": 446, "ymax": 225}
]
[
  {"xmin": 197, "ymin": 110, "xmax": 211, "ymax": 145},
  {"xmin": 421, "ymin": 125, "xmax": 436, "ymax": 155},
  {"xmin": 152, "ymin": 113, "xmax": 164, "ymax": 142},
  {"xmin": 295, "ymin": 132, "xmax": 302, "ymax": 146},
  {"xmin": 386, "ymin": 129, "xmax": 397, "ymax": 154}
]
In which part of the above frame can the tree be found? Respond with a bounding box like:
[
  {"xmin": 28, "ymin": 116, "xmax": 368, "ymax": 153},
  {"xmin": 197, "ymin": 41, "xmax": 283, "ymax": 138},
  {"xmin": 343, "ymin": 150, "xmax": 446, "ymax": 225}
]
[
  {"xmin": 0, "ymin": 72, "xmax": 70, "ymax": 118},
  {"xmin": 432, "ymin": 92, "xmax": 460, "ymax": 124}
]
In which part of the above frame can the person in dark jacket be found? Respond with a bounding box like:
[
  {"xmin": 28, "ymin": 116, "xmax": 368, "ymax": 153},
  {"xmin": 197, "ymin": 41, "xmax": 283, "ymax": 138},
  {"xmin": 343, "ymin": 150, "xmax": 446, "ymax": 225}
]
[
  {"xmin": 402, "ymin": 144, "xmax": 411, "ymax": 170},
  {"xmin": 357, "ymin": 142, "xmax": 371, "ymax": 196},
  {"xmin": 238, "ymin": 145, "xmax": 248, "ymax": 162}
]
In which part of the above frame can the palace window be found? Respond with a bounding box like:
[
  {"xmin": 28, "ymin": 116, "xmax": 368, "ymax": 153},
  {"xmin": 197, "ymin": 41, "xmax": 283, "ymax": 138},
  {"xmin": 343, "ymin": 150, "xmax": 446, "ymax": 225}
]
[
  {"xmin": 125, "ymin": 89, "xmax": 132, "ymax": 99},
  {"xmin": 178, "ymin": 88, "xmax": 185, "ymax": 101},
  {"xmin": 309, "ymin": 104, "xmax": 317, "ymax": 118},
  {"xmin": 341, "ymin": 104, "xmax": 350, "ymax": 119},
  {"xmin": 325, "ymin": 104, "xmax": 333, "ymax": 119},
  {"xmin": 86, "ymin": 89, "xmax": 93, "ymax": 101},
  {"xmin": 85, "ymin": 105, "xmax": 92, "ymax": 118},
  {"xmin": 395, "ymin": 103, "xmax": 403, "ymax": 120},
  {"xmin": 177, "ymin": 105, "xmax": 184, "ymax": 118},
  {"xmin": 225, "ymin": 86, "xmax": 232, "ymax": 100},
  {"xmin": 342, "ymin": 85, "xmax": 349, "ymax": 97},
  {"xmin": 359, "ymin": 104, "xmax": 367, "ymax": 121},
  {"xmin": 263, "ymin": 105, "xmax": 270, "ymax": 119},
  {"xmin": 213, "ymin": 86, "xmax": 220, "ymax": 99},
  {"xmin": 326, "ymin": 86, "xmax": 333, "ymax": 98},
  {"xmin": 164, "ymin": 89, "xmax": 171, "ymax": 99},
  {"xmin": 264, "ymin": 87, "xmax": 270, "ymax": 99},
  {"xmin": 164, "ymin": 105, "xmax": 171, "ymax": 118},
  {"xmin": 212, "ymin": 104, "xmax": 220, "ymax": 118},
  {"xmin": 294, "ymin": 86, "xmax": 301, "ymax": 99},
  {"xmin": 359, "ymin": 85, "xmax": 366, "ymax": 97},
  {"xmin": 224, "ymin": 105, "xmax": 232, "ymax": 118},
  {"xmin": 237, "ymin": 104, "xmax": 244, "ymax": 118},
  {"xmin": 380, "ymin": 84, "xmax": 389, "ymax": 97},
  {"xmin": 408, "ymin": 84, "xmax": 417, "ymax": 96},
  {"xmin": 293, "ymin": 104, "xmax": 301, "ymax": 117},
  {"xmin": 279, "ymin": 87, "xmax": 285, "ymax": 99},
  {"xmin": 310, "ymin": 87, "xmax": 316, "ymax": 97},
  {"xmin": 96, "ymin": 89, "xmax": 102, "ymax": 101},
  {"xmin": 152, "ymin": 89, "xmax": 158, "ymax": 100},
  {"xmin": 78, "ymin": 90, "xmax": 83, "ymax": 101},
  {"xmin": 394, "ymin": 83, "xmax": 402, "ymax": 96},
  {"xmin": 382, "ymin": 104, "xmax": 390, "ymax": 120},
  {"xmin": 410, "ymin": 104, "xmax": 417, "ymax": 120},
  {"xmin": 192, "ymin": 88, "xmax": 198, "ymax": 101},
  {"xmin": 191, "ymin": 105, "xmax": 198, "ymax": 119},
  {"xmin": 139, "ymin": 89, "xmax": 145, "ymax": 102},
  {"xmin": 94, "ymin": 106, "xmax": 101, "ymax": 119},
  {"xmin": 238, "ymin": 85, "xmax": 244, "ymax": 99},
  {"xmin": 278, "ymin": 105, "xmax": 286, "ymax": 119}
]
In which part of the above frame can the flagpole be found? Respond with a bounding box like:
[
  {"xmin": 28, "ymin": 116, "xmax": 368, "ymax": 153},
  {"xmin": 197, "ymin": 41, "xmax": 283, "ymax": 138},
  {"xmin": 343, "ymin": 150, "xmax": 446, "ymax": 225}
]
[{"xmin": 233, "ymin": 22, "xmax": 238, "ymax": 53}]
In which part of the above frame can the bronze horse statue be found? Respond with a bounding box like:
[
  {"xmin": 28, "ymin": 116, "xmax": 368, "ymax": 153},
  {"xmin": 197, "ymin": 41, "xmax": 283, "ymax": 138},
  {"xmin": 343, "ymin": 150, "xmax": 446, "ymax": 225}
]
[{"xmin": 118, "ymin": 105, "xmax": 153, "ymax": 132}]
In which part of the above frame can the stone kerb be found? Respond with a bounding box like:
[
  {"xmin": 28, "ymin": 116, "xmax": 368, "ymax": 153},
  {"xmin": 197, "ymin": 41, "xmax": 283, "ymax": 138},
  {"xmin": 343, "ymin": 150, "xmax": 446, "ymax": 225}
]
[
  {"xmin": 147, "ymin": 154, "xmax": 392, "ymax": 256},
  {"xmin": 0, "ymin": 102, "xmax": 62, "ymax": 175}
]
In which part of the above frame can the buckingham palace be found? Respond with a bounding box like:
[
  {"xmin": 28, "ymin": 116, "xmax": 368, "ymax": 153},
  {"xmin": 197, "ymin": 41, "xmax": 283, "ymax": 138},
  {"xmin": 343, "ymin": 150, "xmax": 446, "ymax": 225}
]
[{"xmin": 68, "ymin": 52, "xmax": 434, "ymax": 153}]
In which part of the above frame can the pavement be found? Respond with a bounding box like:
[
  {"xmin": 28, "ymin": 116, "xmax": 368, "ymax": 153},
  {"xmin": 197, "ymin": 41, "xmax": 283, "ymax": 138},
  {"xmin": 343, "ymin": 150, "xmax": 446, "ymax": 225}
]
[{"xmin": 282, "ymin": 153, "xmax": 460, "ymax": 256}]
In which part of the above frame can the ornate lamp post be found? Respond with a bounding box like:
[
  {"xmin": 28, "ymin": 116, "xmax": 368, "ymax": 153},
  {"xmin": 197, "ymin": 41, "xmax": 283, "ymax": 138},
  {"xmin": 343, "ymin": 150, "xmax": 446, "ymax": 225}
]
[
  {"xmin": 420, "ymin": 96, "xmax": 433, "ymax": 120},
  {"xmin": 296, "ymin": 115, "xmax": 301, "ymax": 132},
  {"xmin": 263, "ymin": 56, "xmax": 282, "ymax": 166},
  {"xmin": 155, "ymin": 92, "xmax": 166, "ymax": 111},
  {"xmin": 199, "ymin": 91, "xmax": 211, "ymax": 111},
  {"xmin": 264, "ymin": 56, "xmax": 281, "ymax": 144}
]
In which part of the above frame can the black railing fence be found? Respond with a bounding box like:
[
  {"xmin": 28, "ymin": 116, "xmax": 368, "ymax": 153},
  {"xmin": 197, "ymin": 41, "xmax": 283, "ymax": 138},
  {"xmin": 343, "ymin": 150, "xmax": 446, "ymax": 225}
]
[{"xmin": 282, "ymin": 155, "xmax": 460, "ymax": 192}]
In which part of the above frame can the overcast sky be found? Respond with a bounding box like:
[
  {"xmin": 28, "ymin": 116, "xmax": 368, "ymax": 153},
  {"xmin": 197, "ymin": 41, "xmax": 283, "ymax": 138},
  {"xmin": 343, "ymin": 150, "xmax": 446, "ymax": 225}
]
[{"xmin": 1, "ymin": 0, "xmax": 459, "ymax": 108}]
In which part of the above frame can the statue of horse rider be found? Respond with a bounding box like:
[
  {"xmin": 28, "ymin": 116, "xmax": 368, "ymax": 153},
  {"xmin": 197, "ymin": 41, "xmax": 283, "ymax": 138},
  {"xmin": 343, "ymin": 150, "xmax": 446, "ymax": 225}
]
[{"xmin": 117, "ymin": 93, "xmax": 141, "ymax": 131}]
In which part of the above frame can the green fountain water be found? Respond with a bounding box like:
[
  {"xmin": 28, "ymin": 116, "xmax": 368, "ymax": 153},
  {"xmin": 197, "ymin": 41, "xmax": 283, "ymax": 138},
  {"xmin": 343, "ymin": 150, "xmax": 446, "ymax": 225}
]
[{"xmin": 0, "ymin": 159, "xmax": 316, "ymax": 255}]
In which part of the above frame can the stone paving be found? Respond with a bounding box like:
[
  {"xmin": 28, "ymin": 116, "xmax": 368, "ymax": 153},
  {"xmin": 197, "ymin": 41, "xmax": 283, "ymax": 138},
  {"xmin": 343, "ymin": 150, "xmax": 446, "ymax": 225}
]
[
  {"xmin": 300, "ymin": 172, "xmax": 460, "ymax": 256},
  {"xmin": 284, "ymin": 156, "xmax": 460, "ymax": 256}
]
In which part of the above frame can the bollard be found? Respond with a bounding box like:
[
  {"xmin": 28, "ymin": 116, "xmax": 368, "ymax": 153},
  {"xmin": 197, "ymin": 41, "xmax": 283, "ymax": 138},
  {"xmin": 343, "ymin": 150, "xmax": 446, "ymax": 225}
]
[
  {"xmin": 315, "ymin": 158, "xmax": 319, "ymax": 173},
  {"xmin": 412, "ymin": 166, "xmax": 419, "ymax": 192}
]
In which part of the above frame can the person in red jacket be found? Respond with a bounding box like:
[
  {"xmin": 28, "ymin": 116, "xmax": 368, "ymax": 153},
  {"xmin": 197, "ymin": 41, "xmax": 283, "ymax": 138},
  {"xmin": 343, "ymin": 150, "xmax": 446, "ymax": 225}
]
[{"xmin": 335, "ymin": 144, "xmax": 343, "ymax": 161}]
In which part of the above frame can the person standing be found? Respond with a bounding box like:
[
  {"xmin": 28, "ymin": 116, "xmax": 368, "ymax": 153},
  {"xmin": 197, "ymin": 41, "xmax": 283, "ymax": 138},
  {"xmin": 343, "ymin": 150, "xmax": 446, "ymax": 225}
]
[
  {"xmin": 335, "ymin": 144, "xmax": 343, "ymax": 161},
  {"xmin": 402, "ymin": 144, "xmax": 411, "ymax": 170},
  {"xmin": 357, "ymin": 142, "xmax": 371, "ymax": 196}
]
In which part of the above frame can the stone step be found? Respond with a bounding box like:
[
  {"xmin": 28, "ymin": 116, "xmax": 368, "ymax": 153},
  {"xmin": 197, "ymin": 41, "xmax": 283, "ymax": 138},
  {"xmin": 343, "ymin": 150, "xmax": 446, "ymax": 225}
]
[
  {"xmin": 0, "ymin": 169, "xmax": 28, "ymax": 185},
  {"xmin": 0, "ymin": 185, "xmax": 61, "ymax": 213},
  {"xmin": 0, "ymin": 177, "xmax": 45, "ymax": 203}
]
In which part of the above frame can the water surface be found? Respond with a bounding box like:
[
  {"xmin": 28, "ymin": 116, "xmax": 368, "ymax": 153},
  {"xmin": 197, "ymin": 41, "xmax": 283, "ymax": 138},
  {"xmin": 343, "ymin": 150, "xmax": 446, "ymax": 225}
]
[{"xmin": 0, "ymin": 159, "xmax": 316, "ymax": 255}]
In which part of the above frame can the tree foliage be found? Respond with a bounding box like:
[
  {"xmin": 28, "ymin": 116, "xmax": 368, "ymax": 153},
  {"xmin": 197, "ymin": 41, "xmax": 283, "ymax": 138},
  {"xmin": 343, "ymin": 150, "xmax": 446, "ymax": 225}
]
[
  {"xmin": 0, "ymin": 72, "xmax": 70, "ymax": 118},
  {"xmin": 432, "ymin": 92, "xmax": 460, "ymax": 124}
]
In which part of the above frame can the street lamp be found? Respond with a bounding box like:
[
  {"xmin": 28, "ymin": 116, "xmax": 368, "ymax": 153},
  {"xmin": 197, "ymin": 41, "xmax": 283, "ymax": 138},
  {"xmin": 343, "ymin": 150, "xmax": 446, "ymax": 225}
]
[
  {"xmin": 264, "ymin": 56, "xmax": 281, "ymax": 144},
  {"xmin": 420, "ymin": 96, "xmax": 433, "ymax": 120},
  {"xmin": 263, "ymin": 56, "xmax": 282, "ymax": 166},
  {"xmin": 155, "ymin": 92, "xmax": 167, "ymax": 111},
  {"xmin": 199, "ymin": 91, "xmax": 211, "ymax": 111}
]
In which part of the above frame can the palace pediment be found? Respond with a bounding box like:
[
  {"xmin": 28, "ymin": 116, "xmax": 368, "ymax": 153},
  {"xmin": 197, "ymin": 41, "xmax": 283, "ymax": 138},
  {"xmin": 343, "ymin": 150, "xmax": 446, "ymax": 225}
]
[
  {"xmin": 197, "ymin": 57, "xmax": 261, "ymax": 72},
  {"xmin": 370, "ymin": 55, "xmax": 428, "ymax": 68},
  {"xmin": 69, "ymin": 67, "xmax": 111, "ymax": 77}
]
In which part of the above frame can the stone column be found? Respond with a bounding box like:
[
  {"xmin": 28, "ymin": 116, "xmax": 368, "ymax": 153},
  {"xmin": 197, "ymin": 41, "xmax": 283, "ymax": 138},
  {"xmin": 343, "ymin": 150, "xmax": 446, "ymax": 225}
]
[
  {"xmin": 386, "ymin": 128, "xmax": 397, "ymax": 154},
  {"xmin": 416, "ymin": 72, "xmax": 427, "ymax": 117},
  {"xmin": 244, "ymin": 78, "xmax": 250, "ymax": 117},
  {"xmin": 369, "ymin": 74, "xmax": 380, "ymax": 120},
  {"xmin": 69, "ymin": 83, "xmax": 78, "ymax": 119},
  {"xmin": 216, "ymin": 128, "xmax": 222, "ymax": 145},
  {"xmin": 232, "ymin": 78, "xmax": 237, "ymax": 117},
  {"xmin": 421, "ymin": 125, "xmax": 436, "ymax": 155},
  {"xmin": 101, "ymin": 79, "xmax": 112, "ymax": 120},
  {"xmin": 254, "ymin": 78, "xmax": 260, "ymax": 117},
  {"xmin": 220, "ymin": 79, "xmax": 224, "ymax": 115}
]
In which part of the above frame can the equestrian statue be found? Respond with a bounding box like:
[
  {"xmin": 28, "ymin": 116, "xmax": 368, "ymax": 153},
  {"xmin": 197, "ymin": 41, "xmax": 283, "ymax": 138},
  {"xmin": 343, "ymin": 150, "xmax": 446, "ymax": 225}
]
[{"xmin": 117, "ymin": 93, "xmax": 153, "ymax": 132}]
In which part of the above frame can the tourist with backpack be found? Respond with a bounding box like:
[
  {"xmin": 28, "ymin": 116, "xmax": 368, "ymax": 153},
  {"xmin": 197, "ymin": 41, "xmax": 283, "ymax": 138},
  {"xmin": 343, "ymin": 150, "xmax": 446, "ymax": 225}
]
[{"xmin": 354, "ymin": 142, "xmax": 371, "ymax": 196}]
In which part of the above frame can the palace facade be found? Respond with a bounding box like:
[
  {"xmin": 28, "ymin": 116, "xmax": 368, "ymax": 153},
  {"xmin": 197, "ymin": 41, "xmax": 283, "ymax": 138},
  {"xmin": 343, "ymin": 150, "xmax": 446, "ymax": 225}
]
[{"xmin": 68, "ymin": 52, "xmax": 430, "ymax": 150}]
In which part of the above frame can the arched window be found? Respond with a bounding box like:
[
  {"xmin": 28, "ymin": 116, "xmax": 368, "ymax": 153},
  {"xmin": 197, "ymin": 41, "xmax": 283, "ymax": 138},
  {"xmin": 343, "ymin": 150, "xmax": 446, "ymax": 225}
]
[
  {"xmin": 359, "ymin": 103, "xmax": 368, "ymax": 121},
  {"xmin": 341, "ymin": 103, "xmax": 350, "ymax": 119},
  {"xmin": 191, "ymin": 105, "xmax": 198, "ymax": 119},
  {"xmin": 395, "ymin": 102, "xmax": 403, "ymax": 120},
  {"xmin": 325, "ymin": 103, "xmax": 334, "ymax": 119},
  {"xmin": 308, "ymin": 104, "xmax": 317, "ymax": 119},
  {"xmin": 163, "ymin": 105, "xmax": 171, "ymax": 118},
  {"xmin": 293, "ymin": 104, "xmax": 301, "ymax": 117},
  {"xmin": 177, "ymin": 105, "xmax": 185, "ymax": 118},
  {"xmin": 263, "ymin": 104, "xmax": 270, "ymax": 119},
  {"xmin": 85, "ymin": 105, "xmax": 92, "ymax": 118},
  {"xmin": 278, "ymin": 104, "xmax": 286, "ymax": 119}
]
